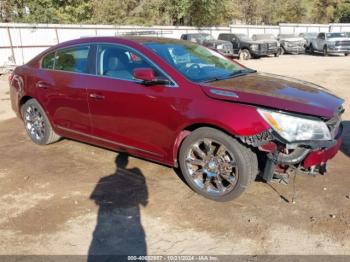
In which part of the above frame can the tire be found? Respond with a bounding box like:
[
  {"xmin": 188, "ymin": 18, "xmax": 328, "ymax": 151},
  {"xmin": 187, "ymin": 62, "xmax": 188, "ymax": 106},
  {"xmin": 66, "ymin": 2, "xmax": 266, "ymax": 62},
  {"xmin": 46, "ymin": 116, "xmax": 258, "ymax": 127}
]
[
  {"xmin": 323, "ymin": 46, "xmax": 328, "ymax": 56},
  {"xmin": 239, "ymin": 49, "xmax": 251, "ymax": 60},
  {"xmin": 309, "ymin": 44, "xmax": 314, "ymax": 54},
  {"xmin": 21, "ymin": 98, "xmax": 61, "ymax": 145},
  {"xmin": 280, "ymin": 47, "xmax": 285, "ymax": 55},
  {"xmin": 345, "ymin": 53, "xmax": 349, "ymax": 56},
  {"xmin": 178, "ymin": 127, "xmax": 258, "ymax": 202},
  {"xmin": 274, "ymin": 48, "xmax": 281, "ymax": 57}
]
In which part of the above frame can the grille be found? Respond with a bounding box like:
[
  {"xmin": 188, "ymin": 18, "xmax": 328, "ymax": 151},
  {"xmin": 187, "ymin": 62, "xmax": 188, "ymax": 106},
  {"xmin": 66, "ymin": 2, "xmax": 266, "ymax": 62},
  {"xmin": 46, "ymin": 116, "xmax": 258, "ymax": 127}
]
[
  {"xmin": 260, "ymin": 44, "xmax": 268, "ymax": 52},
  {"xmin": 287, "ymin": 41, "xmax": 304, "ymax": 47},
  {"xmin": 336, "ymin": 41, "xmax": 350, "ymax": 46},
  {"xmin": 268, "ymin": 43, "xmax": 277, "ymax": 50},
  {"xmin": 219, "ymin": 43, "xmax": 233, "ymax": 54}
]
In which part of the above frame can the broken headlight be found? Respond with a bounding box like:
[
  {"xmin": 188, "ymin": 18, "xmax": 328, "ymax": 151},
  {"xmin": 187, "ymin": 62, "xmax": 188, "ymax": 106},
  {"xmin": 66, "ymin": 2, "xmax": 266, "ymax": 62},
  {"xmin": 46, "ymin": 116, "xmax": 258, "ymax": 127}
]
[{"xmin": 257, "ymin": 109, "xmax": 331, "ymax": 142}]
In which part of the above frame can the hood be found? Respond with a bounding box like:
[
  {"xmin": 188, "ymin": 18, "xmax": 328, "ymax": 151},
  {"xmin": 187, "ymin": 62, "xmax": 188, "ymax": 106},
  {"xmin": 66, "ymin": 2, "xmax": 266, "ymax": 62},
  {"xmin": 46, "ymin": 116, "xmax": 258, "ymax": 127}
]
[
  {"xmin": 327, "ymin": 37, "xmax": 350, "ymax": 42},
  {"xmin": 201, "ymin": 72, "xmax": 344, "ymax": 119},
  {"xmin": 280, "ymin": 37, "xmax": 305, "ymax": 42},
  {"xmin": 255, "ymin": 39, "xmax": 279, "ymax": 44}
]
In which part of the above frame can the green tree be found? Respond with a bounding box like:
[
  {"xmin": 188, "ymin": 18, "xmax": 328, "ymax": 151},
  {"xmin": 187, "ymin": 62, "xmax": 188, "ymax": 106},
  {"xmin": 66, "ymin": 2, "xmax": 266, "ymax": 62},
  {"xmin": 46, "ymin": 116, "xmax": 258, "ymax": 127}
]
[
  {"xmin": 311, "ymin": 0, "xmax": 340, "ymax": 23},
  {"xmin": 334, "ymin": 0, "xmax": 350, "ymax": 22}
]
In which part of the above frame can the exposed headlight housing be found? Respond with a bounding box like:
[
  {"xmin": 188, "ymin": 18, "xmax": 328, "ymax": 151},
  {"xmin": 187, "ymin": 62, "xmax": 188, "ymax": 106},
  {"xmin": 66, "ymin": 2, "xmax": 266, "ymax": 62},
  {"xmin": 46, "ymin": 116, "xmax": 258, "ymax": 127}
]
[
  {"xmin": 216, "ymin": 44, "xmax": 224, "ymax": 49},
  {"xmin": 257, "ymin": 109, "xmax": 331, "ymax": 142}
]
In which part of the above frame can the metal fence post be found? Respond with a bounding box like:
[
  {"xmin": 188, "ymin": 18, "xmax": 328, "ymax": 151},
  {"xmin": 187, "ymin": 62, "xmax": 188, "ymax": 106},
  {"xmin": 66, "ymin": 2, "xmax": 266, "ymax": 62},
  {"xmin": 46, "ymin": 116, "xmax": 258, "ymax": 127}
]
[{"xmin": 6, "ymin": 26, "xmax": 16, "ymax": 65}]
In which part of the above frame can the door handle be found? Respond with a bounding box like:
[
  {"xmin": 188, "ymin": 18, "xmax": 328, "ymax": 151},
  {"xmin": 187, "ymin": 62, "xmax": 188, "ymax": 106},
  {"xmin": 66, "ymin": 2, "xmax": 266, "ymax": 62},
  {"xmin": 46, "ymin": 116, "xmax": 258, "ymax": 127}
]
[
  {"xmin": 36, "ymin": 81, "xmax": 50, "ymax": 89},
  {"xmin": 89, "ymin": 93, "xmax": 105, "ymax": 100}
]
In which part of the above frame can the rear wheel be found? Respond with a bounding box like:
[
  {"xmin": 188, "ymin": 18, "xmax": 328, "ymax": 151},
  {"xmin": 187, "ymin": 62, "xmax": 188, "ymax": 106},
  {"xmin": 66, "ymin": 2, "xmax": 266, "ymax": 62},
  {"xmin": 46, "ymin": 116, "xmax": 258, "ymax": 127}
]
[
  {"xmin": 345, "ymin": 53, "xmax": 349, "ymax": 56},
  {"xmin": 239, "ymin": 49, "xmax": 251, "ymax": 60},
  {"xmin": 21, "ymin": 99, "xmax": 61, "ymax": 145},
  {"xmin": 178, "ymin": 127, "xmax": 258, "ymax": 201}
]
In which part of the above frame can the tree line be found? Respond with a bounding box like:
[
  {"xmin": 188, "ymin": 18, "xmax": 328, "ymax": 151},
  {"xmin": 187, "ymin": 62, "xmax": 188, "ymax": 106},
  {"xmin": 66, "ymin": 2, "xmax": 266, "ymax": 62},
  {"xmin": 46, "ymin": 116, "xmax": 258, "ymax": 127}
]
[{"xmin": 1, "ymin": 0, "xmax": 350, "ymax": 26}]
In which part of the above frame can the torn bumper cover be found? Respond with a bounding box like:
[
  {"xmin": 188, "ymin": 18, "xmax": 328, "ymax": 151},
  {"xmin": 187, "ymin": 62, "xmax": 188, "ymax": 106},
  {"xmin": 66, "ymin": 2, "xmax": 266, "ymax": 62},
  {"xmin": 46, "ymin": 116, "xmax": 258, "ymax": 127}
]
[{"xmin": 240, "ymin": 123, "xmax": 343, "ymax": 182}]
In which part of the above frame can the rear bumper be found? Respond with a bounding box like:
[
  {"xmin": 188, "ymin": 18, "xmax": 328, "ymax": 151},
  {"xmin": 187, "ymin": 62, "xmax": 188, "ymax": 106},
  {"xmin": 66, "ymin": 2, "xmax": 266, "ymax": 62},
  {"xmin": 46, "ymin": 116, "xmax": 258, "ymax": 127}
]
[{"xmin": 303, "ymin": 138, "xmax": 342, "ymax": 168}]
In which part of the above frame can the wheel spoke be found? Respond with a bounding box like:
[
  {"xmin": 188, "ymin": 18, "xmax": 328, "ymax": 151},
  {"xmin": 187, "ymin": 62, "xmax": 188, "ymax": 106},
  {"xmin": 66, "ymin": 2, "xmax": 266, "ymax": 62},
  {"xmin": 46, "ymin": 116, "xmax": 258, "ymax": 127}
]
[
  {"xmin": 192, "ymin": 168, "xmax": 204, "ymax": 179},
  {"xmin": 202, "ymin": 139, "xmax": 213, "ymax": 155},
  {"xmin": 193, "ymin": 143, "xmax": 206, "ymax": 159},
  {"xmin": 220, "ymin": 172, "xmax": 236, "ymax": 184},
  {"xmin": 186, "ymin": 158, "xmax": 204, "ymax": 167},
  {"xmin": 215, "ymin": 176, "xmax": 225, "ymax": 191},
  {"xmin": 216, "ymin": 144, "xmax": 226, "ymax": 157},
  {"xmin": 204, "ymin": 178, "xmax": 212, "ymax": 191}
]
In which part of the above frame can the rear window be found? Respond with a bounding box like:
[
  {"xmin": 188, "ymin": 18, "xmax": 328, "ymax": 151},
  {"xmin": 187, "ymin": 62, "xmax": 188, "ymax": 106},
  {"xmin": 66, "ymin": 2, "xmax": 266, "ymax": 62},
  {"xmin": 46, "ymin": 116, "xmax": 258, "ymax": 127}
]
[
  {"xmin": 55, "ymin": 45, "xmax": 90, "ymax": 73},
  {"xmin": 41, "ymin": 52, "xmax": 55, "ymax": 69}
]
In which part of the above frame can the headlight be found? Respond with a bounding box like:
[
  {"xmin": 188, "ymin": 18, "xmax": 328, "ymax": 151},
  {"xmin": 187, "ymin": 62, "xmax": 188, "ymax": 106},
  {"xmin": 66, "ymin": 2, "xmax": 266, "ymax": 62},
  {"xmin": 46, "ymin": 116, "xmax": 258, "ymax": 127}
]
[
  {"xmin": 257, "ymin": 109, "xmax": 331, "ymax": 142},
  {"xmin": 250, "ymin": 44, "xmax": 259, "ymax": 51},
  {"xmin": 216, "ymin": 44, "xmax": 224, "ymax": 49}
]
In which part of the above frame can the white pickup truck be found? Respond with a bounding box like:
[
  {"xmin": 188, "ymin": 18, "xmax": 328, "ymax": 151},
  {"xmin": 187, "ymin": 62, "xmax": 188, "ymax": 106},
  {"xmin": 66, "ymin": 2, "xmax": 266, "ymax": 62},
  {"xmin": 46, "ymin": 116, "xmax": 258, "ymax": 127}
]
[{"xmin": 309, "ymin": 32, "xmax": 350, "ymax": 56}]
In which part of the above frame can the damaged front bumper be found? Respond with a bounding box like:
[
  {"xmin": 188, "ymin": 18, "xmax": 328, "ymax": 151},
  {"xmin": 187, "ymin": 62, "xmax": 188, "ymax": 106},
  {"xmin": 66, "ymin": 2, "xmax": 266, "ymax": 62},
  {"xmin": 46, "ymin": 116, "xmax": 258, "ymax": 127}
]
[{"xmin": 240, "ymin": 123, "xmax": 343, "ymax": 182}]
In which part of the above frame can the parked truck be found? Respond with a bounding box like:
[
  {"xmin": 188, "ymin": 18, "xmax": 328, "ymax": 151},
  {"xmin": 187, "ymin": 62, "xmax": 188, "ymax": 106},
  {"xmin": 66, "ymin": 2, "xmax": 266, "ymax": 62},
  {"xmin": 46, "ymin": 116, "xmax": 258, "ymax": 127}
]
[
  {"xmin": 218, "ymin": 33, "xmax": 270, "ymax": 60},
  {"xmin": 180, "ymin": 33, "xmax": 234, "ymax": 57},
  {"xmin": 251, "ymin": 34, "xmax": 281, "ymax": 57},
  {"xmin": 309, "ymin": 32, "xmax": 350, "ymax": 56},
  {"xmin": 278, "ymin": 34, "xmax": 306, "ymax": 54}
]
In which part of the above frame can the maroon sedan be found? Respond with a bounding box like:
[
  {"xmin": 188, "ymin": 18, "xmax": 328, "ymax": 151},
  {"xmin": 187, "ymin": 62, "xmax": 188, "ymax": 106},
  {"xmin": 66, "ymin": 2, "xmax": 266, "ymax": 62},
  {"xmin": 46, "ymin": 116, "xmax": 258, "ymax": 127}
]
[{"xmin": 9, "ymin": 37, "xmax": 344, "ymax": 201}]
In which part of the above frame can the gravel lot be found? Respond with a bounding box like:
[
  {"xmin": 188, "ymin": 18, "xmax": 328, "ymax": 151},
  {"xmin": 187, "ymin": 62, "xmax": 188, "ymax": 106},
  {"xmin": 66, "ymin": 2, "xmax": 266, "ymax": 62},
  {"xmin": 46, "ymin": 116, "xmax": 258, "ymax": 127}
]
[{"xmin": 0, "ymin": 55, "xmax": 349, "ymax": 256}]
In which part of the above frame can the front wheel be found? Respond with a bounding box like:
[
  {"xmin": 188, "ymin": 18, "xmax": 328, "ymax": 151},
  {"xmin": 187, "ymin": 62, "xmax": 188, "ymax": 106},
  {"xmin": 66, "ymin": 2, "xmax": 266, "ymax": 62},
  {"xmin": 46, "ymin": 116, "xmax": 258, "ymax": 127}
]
[
  {"xmin": 21, "ymin": 99, "xmax": 61, "ymax": 145},
  {"xmin": 178, "ymin": 127, "xmax": 258, "ymax": 201},
  {"xmin": 345, "ymin": 53, "xmax": 349, "ymax": 56},
  {"xmin": 279, "ymin": 47, "xmax": 285, "ymax": 55},
  {"xmin": 323, "ymin": 46, "xmax": 328, "ymax": 56},
  {"xmin": 239, "ymin": 49, "xmax": 251, "ymax": 60},
  {"xmin": 309, "ymin": 44, "xmax": 314, "ymax": 54}
]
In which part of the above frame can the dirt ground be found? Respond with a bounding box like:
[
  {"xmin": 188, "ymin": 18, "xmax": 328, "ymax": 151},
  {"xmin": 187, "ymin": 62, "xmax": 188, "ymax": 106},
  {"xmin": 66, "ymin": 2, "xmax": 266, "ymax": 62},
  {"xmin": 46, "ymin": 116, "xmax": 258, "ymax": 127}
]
[{"xmin": 0, "ymin": 55, "xmax": 349, "ymax": 256}]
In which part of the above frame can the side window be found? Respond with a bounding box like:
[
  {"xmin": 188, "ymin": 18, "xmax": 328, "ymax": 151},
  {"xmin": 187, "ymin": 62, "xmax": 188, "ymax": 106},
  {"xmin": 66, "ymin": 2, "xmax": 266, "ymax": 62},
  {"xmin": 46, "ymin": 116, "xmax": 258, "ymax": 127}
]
[
  {"xmin": 96, "ymin": 44, "xmax": 166, "ymax": 81},
  {"xmin": 55, "ymin": 45, "xmax": 90, "ymax": 73},
  {"xmin": 42, "ymin": 52, "xmax": 55, "ymax": 69}
]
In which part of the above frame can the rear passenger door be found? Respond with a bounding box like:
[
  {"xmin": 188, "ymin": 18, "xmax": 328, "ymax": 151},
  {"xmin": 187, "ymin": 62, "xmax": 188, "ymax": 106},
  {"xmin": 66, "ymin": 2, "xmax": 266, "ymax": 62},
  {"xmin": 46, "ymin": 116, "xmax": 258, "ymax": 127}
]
[{"xmin": 35, "ymin": 44, "xmax": 93, "ymax": 135}]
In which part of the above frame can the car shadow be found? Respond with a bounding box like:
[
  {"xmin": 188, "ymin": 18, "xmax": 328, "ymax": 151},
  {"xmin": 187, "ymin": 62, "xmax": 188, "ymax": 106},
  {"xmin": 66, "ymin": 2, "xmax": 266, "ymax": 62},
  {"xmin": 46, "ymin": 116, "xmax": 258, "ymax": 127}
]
[
  {"xmin": 88, "ymin": 153, "xmax": 148, "ymax": 261},
  {"xmin": 341, "ymin": 121, "xmax": 350, "ymax": 158}
]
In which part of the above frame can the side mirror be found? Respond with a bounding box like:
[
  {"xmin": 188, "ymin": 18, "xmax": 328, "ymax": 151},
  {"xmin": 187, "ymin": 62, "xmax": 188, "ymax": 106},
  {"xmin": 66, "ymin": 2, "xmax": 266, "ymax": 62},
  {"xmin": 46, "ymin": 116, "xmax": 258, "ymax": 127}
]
[{"xmin": 133, "ymin": 68, "xmax": 170, "ymax": 86}]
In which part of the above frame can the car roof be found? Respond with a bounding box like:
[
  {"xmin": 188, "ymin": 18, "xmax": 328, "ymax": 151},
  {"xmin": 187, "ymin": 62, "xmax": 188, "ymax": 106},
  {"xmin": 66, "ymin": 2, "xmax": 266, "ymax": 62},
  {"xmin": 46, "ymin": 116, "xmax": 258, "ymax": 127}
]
[
  {"xmin": 47, "ymin": 36, "xmax": 189, "ymax": 51},
  {"xmin": 181, "ymin": 33, "xmax": 209, "ymax": 36}
]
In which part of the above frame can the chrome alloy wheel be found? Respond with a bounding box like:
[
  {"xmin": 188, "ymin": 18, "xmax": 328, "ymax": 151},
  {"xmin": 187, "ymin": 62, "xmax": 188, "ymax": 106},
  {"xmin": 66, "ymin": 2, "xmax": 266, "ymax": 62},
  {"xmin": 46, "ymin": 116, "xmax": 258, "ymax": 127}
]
[
  {"xmin": 24, "ymin": 105, "xmax": 46, "ymax": 142},
  {"xmin": 185, "ymin": 139, "xmax": 238, "ymax": 196}
]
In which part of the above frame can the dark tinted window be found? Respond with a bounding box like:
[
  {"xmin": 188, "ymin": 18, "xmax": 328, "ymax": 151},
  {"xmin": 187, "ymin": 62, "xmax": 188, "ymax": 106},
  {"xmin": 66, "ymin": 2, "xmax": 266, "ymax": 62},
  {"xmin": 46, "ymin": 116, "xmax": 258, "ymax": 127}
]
[
  {"xmin": 55, "ymin": 45, "xmax": 90, "ymax": 73},
  {"xmin": 42, "ymin": 52, "xmax": 55, "ymax": 69},
  {"xmin": 97, "ymin": 44, "xmax": 166, "ymax": 81}
]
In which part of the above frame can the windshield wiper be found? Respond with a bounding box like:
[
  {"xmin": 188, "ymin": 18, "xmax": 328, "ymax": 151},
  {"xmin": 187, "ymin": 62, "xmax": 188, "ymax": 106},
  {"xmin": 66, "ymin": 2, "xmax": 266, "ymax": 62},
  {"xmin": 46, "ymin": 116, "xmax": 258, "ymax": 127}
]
[{"xmin": 203, "ymin": 69, "xmax": 256, "ymax": 83}]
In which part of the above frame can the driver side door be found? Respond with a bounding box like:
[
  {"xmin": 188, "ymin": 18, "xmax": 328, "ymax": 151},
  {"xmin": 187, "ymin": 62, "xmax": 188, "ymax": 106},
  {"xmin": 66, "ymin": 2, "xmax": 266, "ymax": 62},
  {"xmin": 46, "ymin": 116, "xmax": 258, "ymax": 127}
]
[{"xmin": 86, "ymin": 43, "xmax": 182, "ymax": 162}]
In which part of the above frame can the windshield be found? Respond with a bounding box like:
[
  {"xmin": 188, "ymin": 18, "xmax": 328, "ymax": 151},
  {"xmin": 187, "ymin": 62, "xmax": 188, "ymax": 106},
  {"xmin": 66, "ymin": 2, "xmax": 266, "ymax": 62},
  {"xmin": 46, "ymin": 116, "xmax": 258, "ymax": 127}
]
[
  {"xmin": 193, "ymin": 34, "xmax": 214, "ymax": 41},
  {"xmin": 253, "ymin": 34, "xmax": 276, "ymax": 41},
  {"xmin": 144, "ymin": 41, "xmax": 250, "ymax": 82},
  {"xmin": 237, "ymin": 34, "xmax": 252, "ymax": 41},
  {"xmin": 300, "ymin": 32, "xmax": 318, "ymax": 38},
  {"xmin": 326, "ymin": 33, "xmax": 347, "ymax": 38}
]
